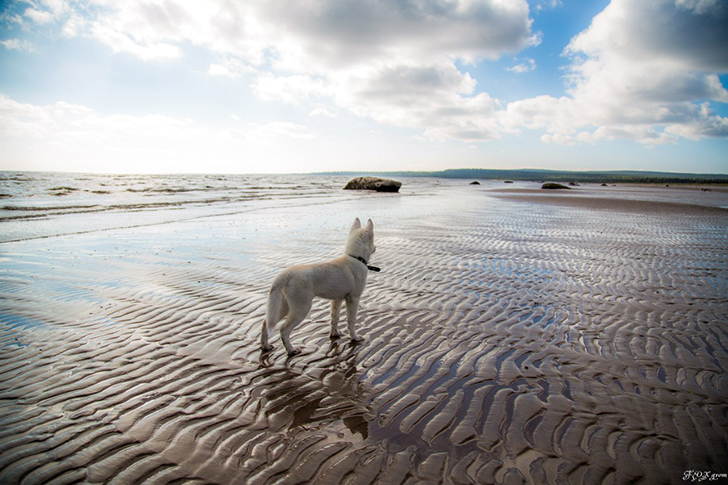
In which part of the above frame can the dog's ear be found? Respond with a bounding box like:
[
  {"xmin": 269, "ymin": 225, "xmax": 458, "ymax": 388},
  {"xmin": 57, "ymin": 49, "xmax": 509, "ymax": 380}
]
[
  {"xmin": 351, "ymin": 218, "xmax": 362, "ymax": 232},
  {"xmin": 366, "ymin": 219, "xmax": 374, "ymax": 232}
]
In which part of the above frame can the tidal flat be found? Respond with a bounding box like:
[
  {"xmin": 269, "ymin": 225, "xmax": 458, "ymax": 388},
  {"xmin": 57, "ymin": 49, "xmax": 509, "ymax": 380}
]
[{"xmin": 1, "ymin": 173, "xmax": 727, "ymax": 484}]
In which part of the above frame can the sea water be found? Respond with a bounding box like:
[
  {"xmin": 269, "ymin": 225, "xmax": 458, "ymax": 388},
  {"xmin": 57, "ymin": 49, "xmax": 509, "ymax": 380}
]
[{"xmin": 0, "ymin": 172, "xmax": 459, "ymax": 243}]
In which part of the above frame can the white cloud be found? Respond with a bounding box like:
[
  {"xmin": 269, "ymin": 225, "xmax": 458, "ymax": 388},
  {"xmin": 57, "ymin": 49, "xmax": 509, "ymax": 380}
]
[
  {"xmin": 255, "ymin": 0, "xmax": 538, "ymax": 72},
  {"xmin": 207, "ymin": 63, "xmax": 241, "ymax": 78},
  {"xmin": 332, "ymin": 62, "xmax": 502, "ymax": 142},
  {"xmin": 0, "ymin": 95, "xmax": 202, "ymax": 144},
  {"xmin": 22, "ymin": 0, "xmax": 537, "ymax": 68},
  {"xmin": 252, "ymin": 74, "xmax": 330, "ymax": 105},
  {"xmin": 309, "ymin": 106, "xmax": 337, "ymax": 118},
  {"xmin": 61, "ymin": 12, "xmax": 85, "ymax": 37},
  {"xmin": 39, "ymin": 0, "xmax": 69, "ymax": 16},
  {"xmin": 9, "ymin": 0, "xmax": 728, "ymax": 148},
  {"xmin": 0, "ymin": 38, "xmax": 35, "ymax": 52},
  {"xmin": 208, "ymin": 63, "xmax": 236, "ymax": 77},
  {"xmin": 574, "ymin": 126, "xmax": 678, "ymax": 147},
  {"xmin": 206, "ymin": 58, "xmax": 256, "ymax": 78},
  {"xmin": 24, "ymin": 7, "xmax": 54, "ymax": 24},
  {"xmin": 0, "ymin": 94, "xmax": 320, "ymax": 172},
  {"xmin": 534, "ymin": 0, "xmax": 563, "ymax": 11},
  {"xmin": 540, "ymin": 133, "xmax": 575, "ymax": 145},
  {"xmin": 506, "ymin": 57, "xmax": 536, "ymax": 73},
  {"xmin": 89, "ymin": 22, "xmax": 182, "ymax": 60},
  {"xmin": 251, "ymin": 61, "xmax": 503, "ymax": 142},
  {"xmin": 0, "ymin": 95, "xmax": 57, "ymax": 138},
  {"xmin": 22, "ymin": 0, "xmax": 70, "ymax": 24},
  {"xmin": 13, "ymin": 0, "xmax": 536, "ymax": 143},
  {"xmin": 564, "ymin": 0, "xmax": 728, "ymax": 102},
  {"xmin": 505, "ymin": 0, "xmax": 728, "ymax": 145}
]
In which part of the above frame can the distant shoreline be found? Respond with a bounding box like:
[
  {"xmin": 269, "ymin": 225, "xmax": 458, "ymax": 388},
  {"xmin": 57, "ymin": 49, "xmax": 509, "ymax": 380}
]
[
  {"xmin": 316, "ymin": 168, "xmax": 728, "ymax": 185},
  {"xmin": 3, "ymin": 168, "xmax": 727, "ymax": 185}
]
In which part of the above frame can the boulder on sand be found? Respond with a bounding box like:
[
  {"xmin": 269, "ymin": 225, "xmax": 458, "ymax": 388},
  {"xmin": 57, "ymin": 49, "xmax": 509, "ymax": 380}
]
[
  {"xmin": 541, "ymin": 182, "xmax": 571, "ymax": 190},
  {"xmin": 344, "ymin": 177, "xmax": 402, "ymax": 193}
]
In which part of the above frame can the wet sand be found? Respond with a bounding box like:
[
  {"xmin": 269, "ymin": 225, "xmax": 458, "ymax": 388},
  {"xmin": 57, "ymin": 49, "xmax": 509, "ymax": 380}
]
[{"xmin": 1, "ymin": 182, "xmax": 727, "ymax": 484}]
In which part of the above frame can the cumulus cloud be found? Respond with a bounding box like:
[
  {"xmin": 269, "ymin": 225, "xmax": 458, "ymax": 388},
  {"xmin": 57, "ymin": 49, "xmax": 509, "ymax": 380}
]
[
  {"xmin": 254, "ymin": 0, "xmax": 538, "ymax": 71},
  {"xmin": 252, "ymin": 62, "xmax": 504, "ymax": 141},
  {"xmin": 28, "ymin": 0, "xmax": 536, "ymax": 69},
  {"xmin": 505, "ymin": 0, "xmax": 728, "ymax": 145},
  {"xmin": 332, "ymin": 62, "xmax": 502, "ymax": 141},
  {"xmin": 11, "ymin": 0, "xmax": 536, "ymax": 142},
  {"xmin": 7, "ymin": 0, "xmax": 728, "ymax": 147},
  {"xmin": 564, "ymin": 0, "xmax": 728, "ymax": 101}
]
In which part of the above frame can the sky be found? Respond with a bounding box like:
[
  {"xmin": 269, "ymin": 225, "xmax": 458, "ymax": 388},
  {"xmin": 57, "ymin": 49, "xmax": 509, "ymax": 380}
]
[{"xmin": 0, "ymin": 0, "xmax": 727, "ymax": 175}]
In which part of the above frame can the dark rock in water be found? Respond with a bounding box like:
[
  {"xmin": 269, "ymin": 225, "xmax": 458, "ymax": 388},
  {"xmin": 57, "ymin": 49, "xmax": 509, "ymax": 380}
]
[
  {"xmin": 568, "ymin": 181, "xmax": 579, "ymax": 186},
  {"xmin": 344, "ymin": 177, "xmax": 402, "ymax": 192},
  {"xmin": 601, "ymin": 183, "xmax": 608, "ymax": 187},
  {"xmin": 470, "ymin": 181, "xmax": 480, "ymax": 185},
  {"xmin": 541, "ymin": 183, "xmax": 571, "ymax": 190},
  {"xmin": 504, "ymin": 180, "xmax": 514, "ymax": 184}
]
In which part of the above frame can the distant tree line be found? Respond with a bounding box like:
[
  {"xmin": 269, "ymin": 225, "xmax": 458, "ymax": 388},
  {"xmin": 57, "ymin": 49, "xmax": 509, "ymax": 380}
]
[{"xmin": 318, "ymin": 168, "xmax": 728, "ymax": 185}]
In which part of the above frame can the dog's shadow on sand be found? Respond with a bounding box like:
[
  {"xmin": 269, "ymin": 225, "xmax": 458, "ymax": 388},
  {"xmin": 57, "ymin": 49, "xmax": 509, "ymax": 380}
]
[{"xmin": 252, "ymin": 339, "xmax": 372, "ymax": 439}]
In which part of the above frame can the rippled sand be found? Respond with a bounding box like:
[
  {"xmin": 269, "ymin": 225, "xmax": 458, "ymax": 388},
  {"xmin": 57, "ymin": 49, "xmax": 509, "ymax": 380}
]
[{"xmin": 1, "ymin": 182, "xmax": 727, "ymax": 484}]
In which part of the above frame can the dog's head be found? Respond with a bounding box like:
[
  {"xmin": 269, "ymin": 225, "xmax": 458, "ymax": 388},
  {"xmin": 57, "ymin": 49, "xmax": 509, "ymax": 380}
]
[{"xmin": 347, "ymin": 218, "xmax": 376, "ymax": 260}]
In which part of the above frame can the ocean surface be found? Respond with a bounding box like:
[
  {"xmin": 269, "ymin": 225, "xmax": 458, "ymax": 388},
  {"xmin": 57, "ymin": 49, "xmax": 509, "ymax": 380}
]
[
  {"xmin": 0, "ymin": 172, "xmax": 452, "ymax": 244},
  {"xmin": 3, "ymin": 171, "xmax": 727, "ymax": 245}
]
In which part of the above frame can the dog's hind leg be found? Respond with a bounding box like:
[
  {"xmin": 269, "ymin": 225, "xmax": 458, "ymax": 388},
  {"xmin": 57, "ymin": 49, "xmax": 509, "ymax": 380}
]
[
  {"xmin": 329, "ymin": 300, "xmax": 343, "ymax": 339},
  {"xmin": 345, "ymin": 295, "xmax": 364, "ymax": 343},
  {"xmin": 280, "ymin": 292, "xmax": 312, "ymax": 356},
  {"xmin": 261, "ymin": 283, "xmax": 290, "ymax": 352},
  {"xmin": 261, "ymin": 319, "xmax": 273, "ymax": 352}
]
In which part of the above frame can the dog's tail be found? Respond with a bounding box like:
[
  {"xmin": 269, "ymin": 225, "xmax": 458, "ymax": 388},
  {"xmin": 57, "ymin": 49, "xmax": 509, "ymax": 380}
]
[{"xmin": 261, "ymin": 278, "xmax": 285, "ymax": 350}]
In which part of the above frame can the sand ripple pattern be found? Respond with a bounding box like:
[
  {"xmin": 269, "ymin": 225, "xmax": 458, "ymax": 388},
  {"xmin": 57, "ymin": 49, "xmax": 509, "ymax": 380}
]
[{"xmin": 1, "ymin": 189, "xmax": 727, "ymax": 484}]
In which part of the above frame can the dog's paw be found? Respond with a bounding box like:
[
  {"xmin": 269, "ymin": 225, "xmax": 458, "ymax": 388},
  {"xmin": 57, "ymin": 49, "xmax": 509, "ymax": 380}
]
[
  {"xmin": 351, "ymin": 336, "xmax": 365, "ymax": 344},
  {"xmin": 329, "ymin": 332, "xmax": 342, "ymax": 339},
  {"xmin": 287, "ymin": 347, "xmax": 302, "ymax": 356},
  {"xmin": 261, "ymin": 344, "xmax": 275, "ymax": 353}
]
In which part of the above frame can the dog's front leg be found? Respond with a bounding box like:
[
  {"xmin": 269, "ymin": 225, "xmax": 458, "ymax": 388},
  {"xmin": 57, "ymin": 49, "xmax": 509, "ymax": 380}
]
[
  {"xmin": 345, "ymin": 295, "xmax": 364, "ymax": 343},
  {"xmin": 330, "ymin": 300, "xmax": 342, "ymax": 339}
]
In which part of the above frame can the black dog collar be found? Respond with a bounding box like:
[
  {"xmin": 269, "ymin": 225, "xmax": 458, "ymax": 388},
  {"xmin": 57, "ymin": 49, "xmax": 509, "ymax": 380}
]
[{"xmin": 349, "ymin": 254, "xmax": 381, "ymax": 272}]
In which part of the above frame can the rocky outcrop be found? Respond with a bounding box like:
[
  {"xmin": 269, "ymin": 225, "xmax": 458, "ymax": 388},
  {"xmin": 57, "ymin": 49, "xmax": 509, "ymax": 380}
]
[
  {"xmin": 344, "ymin": 177, "xmax": 402, "ymax": 193},
  {"xmin": 541, "ymin": 183, "xmax": 571, "ymax": 190}
]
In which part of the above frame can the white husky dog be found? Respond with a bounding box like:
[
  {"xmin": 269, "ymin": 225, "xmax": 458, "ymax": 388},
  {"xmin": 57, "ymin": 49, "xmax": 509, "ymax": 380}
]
[{"xmin": 261, "ymin": 218, "xmax": 378, "ymax": 355}]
